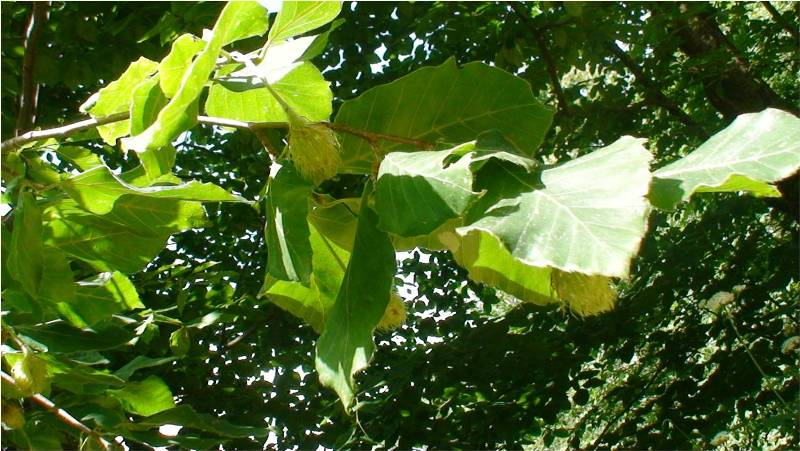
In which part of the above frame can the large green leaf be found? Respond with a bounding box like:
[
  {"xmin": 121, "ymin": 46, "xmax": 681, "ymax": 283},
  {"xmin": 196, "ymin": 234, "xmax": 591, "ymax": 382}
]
[
  {"xmin": 38, "ymin": 248, "xmax": 76, "ymax": 305},
  {"xmin": 7, "ymin": 192, "xmax": 43, "ymax": 298},
  {"xmin": 267, "ymin": 1, "xmax": 343, "ymax": 43},
  {"xmin": 66, "ymin": 272, "xmax": 144, "ymax": 326},
  {"xmin": 61, "ymin": 166, "xmax": 245, "ymax": 215},
  {"xmin": 53, "ymin": 146, "xmax": 104, "ymax": 171},
  {"xmin": 158, "ymin": 34, "xmax": 205, "ymax": 98},
  {"xmin": 260, "ymin": 223, "xmax": 349, "ymax": 332},
  {"xmin": 42, "ymin": 200, "xmax": 178, "ymax": 273},
  {"xmin": 130, "ymin": 76, "xmax": 168, "ymax": 137},
  {"xmin": 122, "ymin": 2, "xmax": 268, "ymax": 161},
  {"xmin": 109, "ymin": 375, "xmax": 175, "ymax": 416},
  {"xmin": 459, "ymin": 136, "xmax": 652, "ymax": 278},
  {"xmin": 82, "ymin": 57, "xmax": 159, "ymax": 145},
  {"xmin": 375, "ymin": 143, "xmax": 476, "ymax": 237},
  {"xmin": 335, "ymin": 59, "xmax": 554, "ymax": 173},
  {"xmin": 265, "ymin": 164, "xmax": 314, "ymax": 283},
  {"xmin": 308, "ymin": 195, "xmax": 360, "ymax": 251},
  {"xmin": 315, "ymin": 191, "xmax": 396, "ymax": 410},
  {"xmin": 205, "ymin": 61, "xmax": 332, "ymax": 122},
  {"xmin": 651, "ymin": 108, "xmax": 800, "ymax": 210},
  {"xmin": 16, "ymin": 321, "xmax": 134, "ymax": 353}
]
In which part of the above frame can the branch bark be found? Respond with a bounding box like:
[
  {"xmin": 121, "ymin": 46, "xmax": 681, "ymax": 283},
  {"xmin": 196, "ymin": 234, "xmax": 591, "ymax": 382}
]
[
  {"xmin": 760, "ymin": 1, "xmax": 800, "ymax": 44},
  {"xmin": 508, "ymin": 2, "xmax": 570, "ymax": 115},
  {"xmin": 16, "ymin": 2, "xmax": 50, "ymax": 135},
  {"xmin": 1, "ymin": 113, "xmax": 435, "ymax": 153},
  {"xmin": 1, "ymin": 371, "xmax": 112, "ymax": 450}
]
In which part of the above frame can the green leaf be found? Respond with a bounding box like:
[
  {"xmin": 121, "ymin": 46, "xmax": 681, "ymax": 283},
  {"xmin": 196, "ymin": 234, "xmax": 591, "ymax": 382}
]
[
  {"xmin": 308, "ymin": 195, "xmax": 359, "ymax": 251},
  {"xmin": 158, "ymin": 34, "xmax": 205, "ymax": 98},
  {"xmin": 109, "ymin": 375, "xmax": 175, "ymax": 416},
  {"xmin": 122, "ymin": 2, "xmax": 268, "ymax": 162},
  {"xmin": 300, "ymin": 18, "xmax": 345, "ymax": 60},
  {"xmin": 260, "ymin": 223, "xmax": 349, "ymax": 332},
  {"xmin": 458, "ymin": 136, "xmax": 652, "ymax": 278},
  {"xmin": 8, "ymin": 192, "xmax": 43, "ymax": 298},
  {"xmin": 335, "ymin": 59, "xmax": 554, "ymax": 173},
  {"xmin": 38, "ymin": 248, "xmax": 76, "ymax": 305},
  {"xmin": 61, "ymin": 165, "xmax": 245, "ymax": 215},
  {"xmin": 206, "ymin": 62, "xmax": 332, "ymax": 122},
  {"xmin": 265, "ymin": 164, "xmax": 314, "ymax": 282},
  {"xmin": 375, "ymin": 142, "xmax": 477, "ymax": 237},
  {"xmin": 66, "ymin": 272, "xmax": 144, "ymax": 326},
  {"xmin": 42, "ymin": 200, "xmax": 172, "ymax": 273},
  {"xmin": 132, "ymin": 405, "xmax": 267, "ymax": 438},
  {"xmin": 113, "ymin": 356, "xmax": 176, "ymax": 381},
  {"xmin": 42, "ymin": 355, "xmax": 125, "ymax": 395},
  {"xmin": 267, "ymin": 1, "xmax": 343, "ymax": 43},
  {"xmin": 169, "ymin": 327, "xmax": 191, "ymax": 356},
  {"xmin": 53, "ymin": 146, "xmax": 104, "ymax": 171},
  {"xmin": 315, "ymin": 190, "xmax": 396, "ymax": 411},
  {"xmin": 82, "ymin": 57, "xmax": 159, "ymax": 145},
  {"xmin": 130, "ymin": 76, "xmax": 168, "ymax": 136},
  {"xmin": 17, "ymin": 321, "xmax": 134, "ymax": 353},
  {"xmin": 651, "ymin": 108, "xmax": 800, "ymax": 210}
]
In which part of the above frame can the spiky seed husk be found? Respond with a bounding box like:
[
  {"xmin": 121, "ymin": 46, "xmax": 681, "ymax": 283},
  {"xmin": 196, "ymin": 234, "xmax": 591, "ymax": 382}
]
[
  {"xmin": 551, "ymin": 271, "xmax": 617, "ymax": 317},
  {"xmin": 377, "ymin": 293, "xmax": 407, "ymax": 331},
  {"xmin": 286, "ymin": 109, "xmax": 341, "ymax": 186}
]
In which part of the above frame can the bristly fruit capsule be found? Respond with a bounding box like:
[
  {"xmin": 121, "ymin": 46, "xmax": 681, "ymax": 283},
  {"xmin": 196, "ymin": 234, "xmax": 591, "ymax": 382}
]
[
  {"xmin": 551, "ymin": 271, "xmax": 617, "ymax": 317},
  {"xmin": 377, "ymin": 293, "xmax": 407, "ymax": 331},
  {"xmin": 285, "ymin": 108, "xmax": 342, "ymax": 186}
]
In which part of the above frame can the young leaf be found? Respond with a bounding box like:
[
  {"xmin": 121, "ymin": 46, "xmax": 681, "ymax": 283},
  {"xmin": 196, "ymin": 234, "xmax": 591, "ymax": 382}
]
[
  {"xmin": 267, "ymin": 1, "xmax": 343, "ymax": 43},
  {"xmin": 651, "ymin": 108, "xmax": 800, "ymax": 210},
  {"xmin": 335, "ymin": 59, "xmax": 554, "ymax": 173},
  {"xmin": 458, "ymin": 136, "xmax": 652, "ymax": 278},
  {"xmin": 82, "ymin": 57, "xmax": 159, "ymax": 145},
  {"xmin": 315, "ymin": 190, "xmax": 396, "ymax": 411},
  {"xmin": 60, "ymin": 165, "xmax": 246, "ymax": 215},
  {"xmin": 265, "ymin": 164, "xmax": 314, "ymax": 283}
]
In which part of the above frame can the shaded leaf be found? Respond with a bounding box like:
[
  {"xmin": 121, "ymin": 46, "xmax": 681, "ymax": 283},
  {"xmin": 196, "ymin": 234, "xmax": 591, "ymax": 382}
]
[
  {"xmin": 8, "ymin": 192, "xmax": 43, "ymax": 298},
  {"xmin": 265, "ymin": 164, "xmax": 314, "ymax": 282},
  {"xmin": 109, "ymin": 375, "xmax": 175, "ymax": 416},
  {"xmin": 132, "ymin": 405, "xmax": 268, "ymax": 438},
  {"xmin": 114, "ymin": 356, "xmax": 176, "ymax": 381},
  {"xmin": 66, "ymin": 272, "xmax": 144, "ymax": 326},
  {"xmin": 17, "ymin": 321, "xmax": 134, "ymax": 353}
]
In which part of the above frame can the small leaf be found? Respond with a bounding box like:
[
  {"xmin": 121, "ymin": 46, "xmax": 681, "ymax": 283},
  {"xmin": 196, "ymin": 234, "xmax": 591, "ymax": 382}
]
[
  {"xmin": 651, "ymin": 108, "xmax": 800, "ymax": 210},
  {"xmin": 267, "ymin": 1, "xmax": 343, "ymax": 43},
  {"xmin": 109, "ymin": 375, "xmax": 175, "ymax": 416},
  {"xmin": 316, "ymin": 188, "xmax": 396, "ymax": 411}
]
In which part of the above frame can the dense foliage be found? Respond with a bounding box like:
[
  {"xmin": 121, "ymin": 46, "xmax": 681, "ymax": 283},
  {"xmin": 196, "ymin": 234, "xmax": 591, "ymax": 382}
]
[{"xmin": 1, "ymin": 2, "xmax": 798, "ymax": 450}]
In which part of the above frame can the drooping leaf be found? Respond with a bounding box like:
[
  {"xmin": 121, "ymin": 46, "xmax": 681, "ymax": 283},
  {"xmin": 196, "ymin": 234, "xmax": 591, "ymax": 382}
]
[
  {"xmin": 205, "ymin": 62, "xmax": 332, "ymax": 122},
  {"xmin": 260, "ymin": 223, "xmax": 350, "ymax": 332},
  {"xmin": 122, "ymin": 2, "xmax": 269, "ymax": 162},
  {"xmin": 60, "ymin": 165, "xmax": 245, "ymax": 215},
  {"xmin": 267, "ymin": 1, "xmax": 343, "ymax": 43},
  {"xmin": 375, "ymin": 142, "xmax": 476, "ymax": 237},
  {"xmin": 8, "ymin": 192, "xmax": 43, "ymax": 298},
  {"xmin": 651, "ymin": 108, "xmax": 800, "ymax": 210},
  {"xmin": 113, "ymin": 356, "xmax": 177, "ymax": 381},
  {"xmin": 458, "ymin": 136, "xmax": 652, "ymax": 278},
  {"xmin": 307, "ymin": 195, "xmax": 359, "ymax": 251},
  {"xmin": 108, "ymin": 375, "xmax": 176, "ymax": 416},
  {"xmin": 158, "ymin": 33, "xmax": 205, "ymax": 98},
  {"xmin": 335, "ymin": 59, "xmax": 554, "ymax": 173},
  {"xmin": 265, "ymin": 164, "xmax": 314, "ymax": 283},
  {"xmin": 53, "ymin": 146, "xmax": 104, "ymax": 171},
  {"xmin": 82, "ymin": 57, "xmax": 159, "ymax": 145},
  {"xmin": 17, "ymin": 321, "xmax": 134, "ymax": 353},
  {"xmin": 315, "ymin": 190, "xmax": 396, "ymax": 410},
  {"xmin": 66, "ymin": 272, "xmax": 144, "ymax": 326},
  {"xmin": 131, "ymin": 405, "xmax": 267, "ymax": 438},
  {"xmin": 130, "ymin": 76, "xmax": 168, "ymax": 136}
]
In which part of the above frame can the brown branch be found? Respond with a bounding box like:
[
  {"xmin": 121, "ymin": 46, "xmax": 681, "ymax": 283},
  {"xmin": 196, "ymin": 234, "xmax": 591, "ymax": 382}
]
[
  {"xmin": 2, "ymin": 113, "xmax": 436, "ymax": 153},
  {"xmin": 760, "ymin": 2, "xmax": 800, "ymax": 44},
  {"xmin": 508, "ymin": 2, "xmax": 570, "ymax": 114},
  {"xmin": 1, "ymin": 371, "xmax": 112, "ymax": 450},
  {"xmin": 16, "ymin": 2, "xmax": 50, "ymax": 135},
  {"xmin": 604, "ymin": 40, "xmax": 708, "ymax": 139}
]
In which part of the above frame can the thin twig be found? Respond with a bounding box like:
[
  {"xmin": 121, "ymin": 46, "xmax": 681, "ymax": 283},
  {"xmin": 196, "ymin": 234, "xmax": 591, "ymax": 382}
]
[
  {"xmin": 508, "ymin": 2, "xmax": 570, "ymax": 115},
  {"xmin": 1, "ymin": 371, "xmax": 112, "ymax": 450},
  {"xmin": 16, "ymin": 2, "xmax": 50, "ymax": 135},
  {"xmin": 2, "ymin": 113, "xmax": 436, "ymax": 153}
]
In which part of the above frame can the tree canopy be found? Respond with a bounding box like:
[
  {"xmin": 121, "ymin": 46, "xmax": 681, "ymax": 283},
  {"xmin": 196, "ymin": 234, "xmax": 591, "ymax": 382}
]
[{"xmin": 1, "ymin": 2, "xmax": 799, "ymax": 450}]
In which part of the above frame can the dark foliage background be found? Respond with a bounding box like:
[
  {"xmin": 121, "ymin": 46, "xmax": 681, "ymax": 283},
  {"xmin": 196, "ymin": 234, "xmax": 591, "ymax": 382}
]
[{"xmin": 2, "ymin": 1, "xmax": 797, "ymax": 449}]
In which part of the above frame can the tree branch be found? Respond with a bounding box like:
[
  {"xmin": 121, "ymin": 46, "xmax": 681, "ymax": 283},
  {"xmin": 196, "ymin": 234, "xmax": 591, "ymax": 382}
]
[
  {"xmin": 16, "ymin": 2, "xmax": 50, "ymax": 135},
  {"xmin": 1, "ymin": 371, "xmax": 112, "ymax": 450},
  {"xmin": 760, "ymin": 2, "xmax": 800, "ymax": 45},
  {"xmin": 508, "ymin": 2, "xmax": 570, "ymax": 115},
  {"xmin": 604, "ymin": 40, "xmax": 709, "ymax": 139},
  {"xmin": 2, "ymin": 113, "xmax": 436, "ymax": 153}
]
